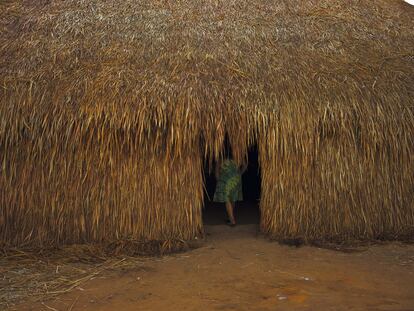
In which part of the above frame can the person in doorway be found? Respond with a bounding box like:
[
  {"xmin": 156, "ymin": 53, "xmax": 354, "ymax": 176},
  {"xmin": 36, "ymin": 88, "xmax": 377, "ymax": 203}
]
[{"xmin": 213, "ymin": 158, "xmax": 247, "ymax": 226}]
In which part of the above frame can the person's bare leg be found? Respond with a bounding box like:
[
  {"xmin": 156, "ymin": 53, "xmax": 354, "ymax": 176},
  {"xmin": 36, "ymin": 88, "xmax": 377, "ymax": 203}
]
[{"xmin": 225, "ymin": 202, "xmax": 236, "ymax": 225}]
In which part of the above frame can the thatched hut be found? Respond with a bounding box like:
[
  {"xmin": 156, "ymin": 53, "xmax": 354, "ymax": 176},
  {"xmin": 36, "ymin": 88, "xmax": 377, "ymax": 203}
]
[{"xmin": 1, "ymin": 0, "xmax": 413, "ymax": 249}]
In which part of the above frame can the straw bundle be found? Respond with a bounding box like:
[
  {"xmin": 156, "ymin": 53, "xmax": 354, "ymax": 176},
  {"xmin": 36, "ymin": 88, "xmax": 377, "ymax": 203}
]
[{"xmin": 1, "ymin": 0, "xmax": 413, "ymax": 247}]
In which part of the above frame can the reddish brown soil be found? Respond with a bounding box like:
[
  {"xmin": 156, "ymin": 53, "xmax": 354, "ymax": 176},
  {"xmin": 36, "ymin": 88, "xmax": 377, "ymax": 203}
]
[{"xmin": 14, "ymin": 224, "xmax": 414, "ymax": 311}]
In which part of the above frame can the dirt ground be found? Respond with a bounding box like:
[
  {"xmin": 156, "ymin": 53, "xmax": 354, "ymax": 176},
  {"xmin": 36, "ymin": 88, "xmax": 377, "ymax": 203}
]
[{"xmin": 9, "ymin": 221, "xmax": 414, "ymax": 311}]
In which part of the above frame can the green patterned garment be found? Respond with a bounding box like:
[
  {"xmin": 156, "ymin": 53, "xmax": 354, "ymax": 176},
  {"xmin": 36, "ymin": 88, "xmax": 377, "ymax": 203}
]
[{"xmin": 213, "ymin": 159, "xmax": 243, "ymax": 203}]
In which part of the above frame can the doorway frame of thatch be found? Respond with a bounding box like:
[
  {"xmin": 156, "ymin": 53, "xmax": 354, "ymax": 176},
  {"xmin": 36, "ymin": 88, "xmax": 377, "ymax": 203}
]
[{"xmin": 200, "ymin": 140, "xmax": 262, "ymax": 229}]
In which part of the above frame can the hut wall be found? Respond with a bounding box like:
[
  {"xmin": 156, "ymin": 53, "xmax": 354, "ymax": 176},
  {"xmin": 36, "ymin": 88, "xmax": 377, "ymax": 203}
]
[
  {"xmin": 1, "ymin": 104, "xmax": 413, "ymax": 247},
  {"xmin": 259, "ymin": 106, "xmax": 414, "ymax": 241},
  {"xmin": 0, "ymin": 134, "xmax": 203, "ymax": 247}
]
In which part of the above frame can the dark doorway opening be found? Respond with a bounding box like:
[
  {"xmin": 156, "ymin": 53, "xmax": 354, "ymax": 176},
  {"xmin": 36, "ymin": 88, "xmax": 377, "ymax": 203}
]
[{"xmin": 202, "ymin": 145, "xmax": 261, "ymax": 225}]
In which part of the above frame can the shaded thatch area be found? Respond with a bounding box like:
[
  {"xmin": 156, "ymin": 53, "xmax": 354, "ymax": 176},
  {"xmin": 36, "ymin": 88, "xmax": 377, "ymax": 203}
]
[{"xmin": 1, "ymin": 0, "xmax": 413, "ymax": 247}]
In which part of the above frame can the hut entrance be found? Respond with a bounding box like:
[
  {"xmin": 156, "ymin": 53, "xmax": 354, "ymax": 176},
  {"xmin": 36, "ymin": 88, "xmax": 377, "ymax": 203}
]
[{"xmin": 202, "ymin": 145, "xmax": 261, "ymax": 226}]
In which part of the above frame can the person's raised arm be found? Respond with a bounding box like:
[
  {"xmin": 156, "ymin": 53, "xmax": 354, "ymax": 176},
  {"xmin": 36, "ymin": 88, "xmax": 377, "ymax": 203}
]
[{"xmin": 240, "ymin": 162, "xmax": 248, "ymax": 174}]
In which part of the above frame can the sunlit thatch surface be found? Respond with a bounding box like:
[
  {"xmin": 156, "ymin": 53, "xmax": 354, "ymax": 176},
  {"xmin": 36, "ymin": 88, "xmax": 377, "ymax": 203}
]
[{"xmin": 1, "ymin": 0, "xmax": 413, "ymax": 247}]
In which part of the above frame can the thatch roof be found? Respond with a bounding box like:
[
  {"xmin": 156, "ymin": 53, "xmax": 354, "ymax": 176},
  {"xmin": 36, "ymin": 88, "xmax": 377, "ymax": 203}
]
[
  {"xmin": 1, "ymin": 0, "xmax": 413, "ymax": 154},
  {"xmin": 0, "ymin": 0, "xmax": 413, "ymax": 246}
]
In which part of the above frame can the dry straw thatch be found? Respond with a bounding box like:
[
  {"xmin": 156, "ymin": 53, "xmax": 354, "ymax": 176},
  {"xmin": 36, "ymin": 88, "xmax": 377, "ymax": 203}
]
[
  {"xmin": 1, "ymin": 0, "xmax": 413, "ymax": 248},
  {"xmin": 0, "ymin": 246, "xmax": 168, "ymax": 308}
]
